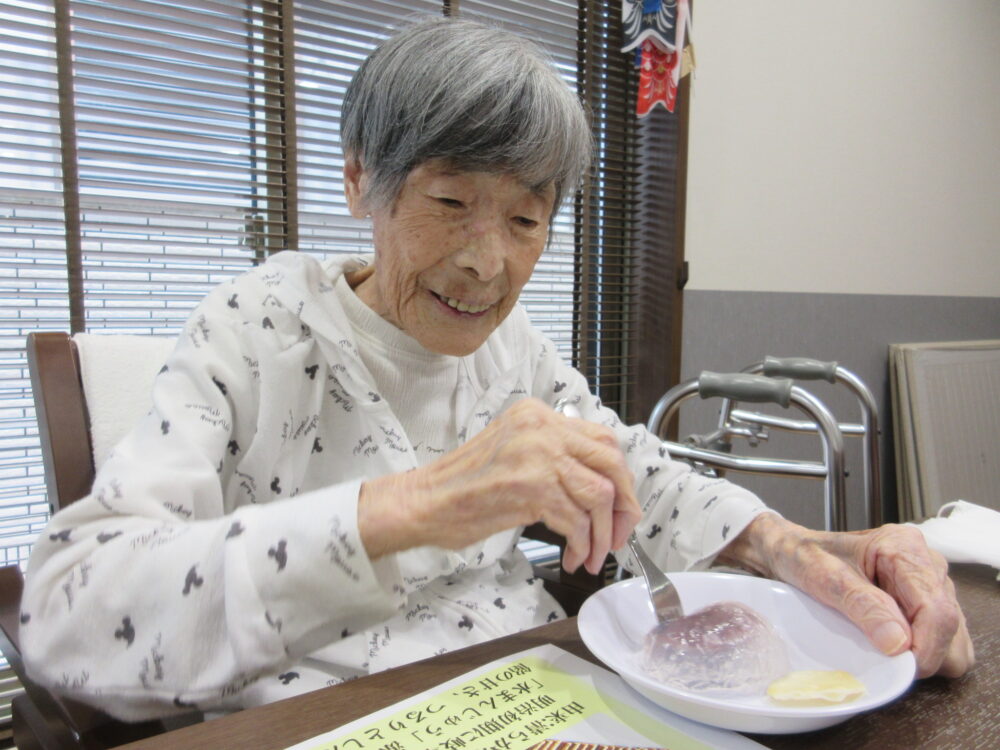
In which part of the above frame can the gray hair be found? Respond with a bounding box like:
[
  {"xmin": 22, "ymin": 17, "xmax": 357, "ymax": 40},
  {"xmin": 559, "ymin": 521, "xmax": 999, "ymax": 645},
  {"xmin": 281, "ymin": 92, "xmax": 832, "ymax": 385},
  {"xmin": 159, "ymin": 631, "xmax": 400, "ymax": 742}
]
[{"xmin": 341, "ymin": 16, "xmax": 592, "ymax": 213}]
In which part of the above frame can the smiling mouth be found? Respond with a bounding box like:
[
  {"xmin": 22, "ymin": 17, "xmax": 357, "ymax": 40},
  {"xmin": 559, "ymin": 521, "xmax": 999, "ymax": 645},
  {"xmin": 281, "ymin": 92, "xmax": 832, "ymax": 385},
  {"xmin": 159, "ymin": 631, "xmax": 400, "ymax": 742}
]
[{"xmin": 433, "ymin": 292, "xmax": 492, "ymax": 314}]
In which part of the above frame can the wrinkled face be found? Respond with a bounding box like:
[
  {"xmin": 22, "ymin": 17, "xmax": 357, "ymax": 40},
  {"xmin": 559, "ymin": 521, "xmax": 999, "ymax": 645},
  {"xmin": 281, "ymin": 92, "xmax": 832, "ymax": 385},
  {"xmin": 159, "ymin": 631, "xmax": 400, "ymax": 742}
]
[{"xmin": 345, "ymin": 160, "xmax": 555, "ymax": 356}]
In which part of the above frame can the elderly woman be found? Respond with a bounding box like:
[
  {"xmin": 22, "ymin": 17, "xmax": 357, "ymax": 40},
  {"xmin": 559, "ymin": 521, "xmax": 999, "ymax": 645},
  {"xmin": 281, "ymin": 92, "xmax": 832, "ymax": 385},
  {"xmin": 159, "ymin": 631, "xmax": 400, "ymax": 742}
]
[{"xmin": 22, "ymin": 17, "xmax": 971, "ymax": 721}]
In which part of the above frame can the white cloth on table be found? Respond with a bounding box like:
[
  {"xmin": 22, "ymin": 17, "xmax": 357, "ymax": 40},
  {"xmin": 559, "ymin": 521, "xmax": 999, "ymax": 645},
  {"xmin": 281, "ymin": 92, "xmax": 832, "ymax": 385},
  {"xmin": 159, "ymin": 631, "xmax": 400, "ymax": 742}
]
[{"xmin": 909, "ymin": 500, "xmax": 1000, "ymax": 574}]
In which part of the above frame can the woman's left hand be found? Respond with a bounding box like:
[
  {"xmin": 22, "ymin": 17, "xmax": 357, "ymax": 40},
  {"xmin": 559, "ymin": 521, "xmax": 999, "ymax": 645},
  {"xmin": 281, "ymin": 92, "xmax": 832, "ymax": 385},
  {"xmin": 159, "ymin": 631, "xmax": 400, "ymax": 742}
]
[{"xmin": 720, "ymin": 513, "xmax": 975, "ymax": 678}]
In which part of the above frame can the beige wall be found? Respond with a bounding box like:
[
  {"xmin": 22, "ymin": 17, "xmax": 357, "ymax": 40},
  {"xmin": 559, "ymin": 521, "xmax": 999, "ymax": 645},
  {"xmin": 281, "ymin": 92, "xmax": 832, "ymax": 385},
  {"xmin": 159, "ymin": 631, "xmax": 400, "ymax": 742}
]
[{"xmin": 685, "ymin": 0, "xmax": 1000, "ymax": 297}]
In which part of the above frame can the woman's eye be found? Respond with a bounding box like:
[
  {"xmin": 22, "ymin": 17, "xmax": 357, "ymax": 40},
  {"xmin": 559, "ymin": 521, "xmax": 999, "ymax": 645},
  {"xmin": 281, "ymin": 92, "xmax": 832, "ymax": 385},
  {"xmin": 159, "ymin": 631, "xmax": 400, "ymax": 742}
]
[
  {"xmin": 436, "ymin": 197, "xmax": 464, "ymax": 208},
  {"xmin": 513, "ymin": 216, "xmax": 539, "ymax": 228}
]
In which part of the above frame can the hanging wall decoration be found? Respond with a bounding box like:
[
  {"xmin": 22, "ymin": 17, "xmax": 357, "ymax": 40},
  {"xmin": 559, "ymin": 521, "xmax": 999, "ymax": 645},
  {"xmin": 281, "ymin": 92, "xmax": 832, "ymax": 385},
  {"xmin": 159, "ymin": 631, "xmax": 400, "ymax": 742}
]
[{"xmin": 622, "ymin": 0, "xmax": 694, "ymax": 116}]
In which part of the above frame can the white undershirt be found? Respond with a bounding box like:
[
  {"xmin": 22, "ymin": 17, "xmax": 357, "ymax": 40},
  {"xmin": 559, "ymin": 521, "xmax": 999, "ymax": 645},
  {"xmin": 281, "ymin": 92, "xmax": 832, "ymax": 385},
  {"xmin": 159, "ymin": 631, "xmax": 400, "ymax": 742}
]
[{"xmin": 335, "ymin": 274, "xmax": 461, "ymax": 463}]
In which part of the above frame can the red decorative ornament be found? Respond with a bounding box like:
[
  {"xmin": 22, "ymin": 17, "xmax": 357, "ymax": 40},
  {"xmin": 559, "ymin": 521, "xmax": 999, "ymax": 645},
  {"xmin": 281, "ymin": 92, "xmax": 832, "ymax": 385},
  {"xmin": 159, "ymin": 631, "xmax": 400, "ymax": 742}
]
[
  {"xmin": 637, "ymin": 39, "xmax": 678, "ymax": 116},
  {"xmin": 622, "ymin": 0, "xmax": 692, "ymax": 117}
]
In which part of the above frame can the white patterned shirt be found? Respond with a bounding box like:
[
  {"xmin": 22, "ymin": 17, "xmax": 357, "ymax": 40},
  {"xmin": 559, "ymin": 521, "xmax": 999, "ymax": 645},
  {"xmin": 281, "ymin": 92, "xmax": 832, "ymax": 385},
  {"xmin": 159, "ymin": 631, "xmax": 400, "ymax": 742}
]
[{"xmin": 21, "ymin": 251, "xmax": 769, "ymax": 720}]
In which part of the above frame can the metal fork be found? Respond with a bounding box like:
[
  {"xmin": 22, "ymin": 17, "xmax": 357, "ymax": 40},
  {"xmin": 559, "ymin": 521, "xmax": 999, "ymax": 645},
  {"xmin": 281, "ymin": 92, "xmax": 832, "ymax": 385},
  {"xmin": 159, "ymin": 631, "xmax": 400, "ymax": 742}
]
[{"xmin": 627, "ymin": 531, "xmax": 684, "ymax": 623}]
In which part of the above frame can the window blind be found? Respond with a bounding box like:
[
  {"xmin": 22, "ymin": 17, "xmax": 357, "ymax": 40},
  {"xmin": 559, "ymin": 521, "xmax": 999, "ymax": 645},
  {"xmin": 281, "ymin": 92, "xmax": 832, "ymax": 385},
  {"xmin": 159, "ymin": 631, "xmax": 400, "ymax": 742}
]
[
  {"xmin": 0, "ymin": 0, "xmax": 66, "ymax": 570},
  {"xmin": 576, "ymin": 0, "xmax": 637, "ymax": 416},
  {"xmin": 70, "ymin": 0, "xmax": 269, "ymax": 334},
  {"xmin": 0, "ymin": 0, "xmax": 65, "ymax": 710}
]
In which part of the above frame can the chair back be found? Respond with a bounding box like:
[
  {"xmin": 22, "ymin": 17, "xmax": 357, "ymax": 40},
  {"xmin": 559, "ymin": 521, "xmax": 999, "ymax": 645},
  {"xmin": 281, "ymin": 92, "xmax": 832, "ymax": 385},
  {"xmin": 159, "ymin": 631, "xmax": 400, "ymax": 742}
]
[{"xmin": 27, "ymin": 331, "xmax": 174, "ymax": 511}]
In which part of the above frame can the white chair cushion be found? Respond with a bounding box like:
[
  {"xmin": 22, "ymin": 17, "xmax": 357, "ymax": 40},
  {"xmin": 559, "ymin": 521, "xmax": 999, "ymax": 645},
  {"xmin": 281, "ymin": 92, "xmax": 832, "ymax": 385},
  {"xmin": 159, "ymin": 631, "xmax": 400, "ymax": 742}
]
[{"xmin": 73, "ymin": 333, "xmax": 176, "ymax": 471}]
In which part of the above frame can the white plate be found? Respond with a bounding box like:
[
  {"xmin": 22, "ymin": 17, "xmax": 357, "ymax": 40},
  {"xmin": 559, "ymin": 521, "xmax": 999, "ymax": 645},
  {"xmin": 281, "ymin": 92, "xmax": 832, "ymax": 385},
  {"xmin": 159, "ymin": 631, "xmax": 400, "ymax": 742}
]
[{"xmin": 577, "ymin": 573, "xmax": 916, "ymax": 734}]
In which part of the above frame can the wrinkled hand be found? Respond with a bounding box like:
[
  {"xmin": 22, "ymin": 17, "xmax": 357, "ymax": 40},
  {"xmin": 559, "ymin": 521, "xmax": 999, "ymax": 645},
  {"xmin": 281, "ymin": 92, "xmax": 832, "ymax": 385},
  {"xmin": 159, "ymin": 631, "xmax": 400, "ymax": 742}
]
[
  {"xmin": 721, "ymin": 513, "xmax": 974, "ymax": 678},
  {"xmin": 359, "ymin": 398, "xmax": 643, "ymax": 574}
]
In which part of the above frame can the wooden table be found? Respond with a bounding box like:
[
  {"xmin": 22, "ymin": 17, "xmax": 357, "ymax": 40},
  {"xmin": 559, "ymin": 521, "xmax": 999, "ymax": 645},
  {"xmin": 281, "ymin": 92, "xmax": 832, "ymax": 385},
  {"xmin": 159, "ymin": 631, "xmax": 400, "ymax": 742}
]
[{"xmin": 122, "ymin": 564, "xmax": 998, "ymax": 750}]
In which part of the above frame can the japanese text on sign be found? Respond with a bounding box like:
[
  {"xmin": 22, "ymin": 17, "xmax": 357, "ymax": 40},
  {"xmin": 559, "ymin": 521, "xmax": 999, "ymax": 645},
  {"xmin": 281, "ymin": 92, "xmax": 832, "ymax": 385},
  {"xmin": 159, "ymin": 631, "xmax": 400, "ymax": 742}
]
[{"xmin": 299, "ymin": 656, "xmax": 601, "ymax": 750}]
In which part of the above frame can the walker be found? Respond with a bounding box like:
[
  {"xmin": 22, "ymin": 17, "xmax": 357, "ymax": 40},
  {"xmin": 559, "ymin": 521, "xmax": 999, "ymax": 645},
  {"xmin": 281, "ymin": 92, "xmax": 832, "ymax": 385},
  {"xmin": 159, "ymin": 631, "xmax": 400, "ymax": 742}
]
[{"xmin": 647, "ymin": 356, "xmax": 879, "ymax": 532}]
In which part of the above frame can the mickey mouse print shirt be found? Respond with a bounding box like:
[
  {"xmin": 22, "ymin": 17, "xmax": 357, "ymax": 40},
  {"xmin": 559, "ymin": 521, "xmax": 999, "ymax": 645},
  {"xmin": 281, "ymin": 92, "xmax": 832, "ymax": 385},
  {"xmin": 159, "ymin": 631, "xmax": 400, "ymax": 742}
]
[{"xmin": 20, "ymin": 251, "xmax": 770, "ymax": 720}]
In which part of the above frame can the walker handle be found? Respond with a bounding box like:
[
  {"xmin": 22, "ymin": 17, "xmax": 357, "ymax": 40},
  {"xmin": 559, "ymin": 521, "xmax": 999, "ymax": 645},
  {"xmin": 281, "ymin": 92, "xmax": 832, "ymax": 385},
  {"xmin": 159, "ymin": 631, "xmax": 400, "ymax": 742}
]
[
  {"xmin": 762, "ymin": 356, "xmax": 838, "ymax": 383},
  {"xmin": 698, "ymin": 372, "xmax": 793, "ymax": 408}
]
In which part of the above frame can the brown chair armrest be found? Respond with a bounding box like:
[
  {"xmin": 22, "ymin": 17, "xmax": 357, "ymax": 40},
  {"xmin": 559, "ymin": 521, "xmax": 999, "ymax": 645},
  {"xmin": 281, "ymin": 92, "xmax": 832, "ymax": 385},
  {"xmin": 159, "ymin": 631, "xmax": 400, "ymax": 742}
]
[{"xmin": 27, "ymin": 332, "xmax": 96, "ymax": 511}]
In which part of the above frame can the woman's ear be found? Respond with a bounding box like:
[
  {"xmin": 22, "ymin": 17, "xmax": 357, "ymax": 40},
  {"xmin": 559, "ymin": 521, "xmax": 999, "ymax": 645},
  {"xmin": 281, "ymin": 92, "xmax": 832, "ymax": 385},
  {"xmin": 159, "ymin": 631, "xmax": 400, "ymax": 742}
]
[{"xmin": 344, "ymin": 157, "xmax": 370, "ymax": 219}]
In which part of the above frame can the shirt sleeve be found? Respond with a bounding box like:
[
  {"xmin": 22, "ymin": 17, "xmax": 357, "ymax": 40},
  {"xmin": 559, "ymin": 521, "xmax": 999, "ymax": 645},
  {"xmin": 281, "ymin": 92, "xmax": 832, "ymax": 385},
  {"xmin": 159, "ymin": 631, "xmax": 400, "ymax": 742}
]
[
  {"xmin": 20, "ymin": 284, "xmax": 404, "ymax": 721},
  {"xmin": 527, "ymin": 329, "xmax": 773, "ymax": 572}
]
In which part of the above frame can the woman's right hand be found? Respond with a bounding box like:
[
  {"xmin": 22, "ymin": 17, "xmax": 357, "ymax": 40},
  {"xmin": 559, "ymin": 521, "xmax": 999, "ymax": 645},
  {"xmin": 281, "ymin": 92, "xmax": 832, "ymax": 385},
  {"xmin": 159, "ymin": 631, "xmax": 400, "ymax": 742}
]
[{"xmin": 358, "ymin": 398, "xmax": 642, "ymax": 574}]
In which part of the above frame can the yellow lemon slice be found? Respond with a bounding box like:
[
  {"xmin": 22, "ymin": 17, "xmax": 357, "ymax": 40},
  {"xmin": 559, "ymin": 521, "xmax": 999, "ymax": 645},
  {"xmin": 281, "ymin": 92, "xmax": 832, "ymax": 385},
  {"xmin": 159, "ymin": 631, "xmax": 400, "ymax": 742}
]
[{"xmin": 767, "ymin": 670, "xmax": 866, "ymax": 706}]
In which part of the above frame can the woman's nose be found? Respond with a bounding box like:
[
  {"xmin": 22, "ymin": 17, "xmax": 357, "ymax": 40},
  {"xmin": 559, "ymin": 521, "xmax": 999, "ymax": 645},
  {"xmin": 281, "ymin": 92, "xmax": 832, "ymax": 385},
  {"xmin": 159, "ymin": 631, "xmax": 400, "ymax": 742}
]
[{"xmin": 454, "ymin": 223, "xmax": 505, "ymax": 281}]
